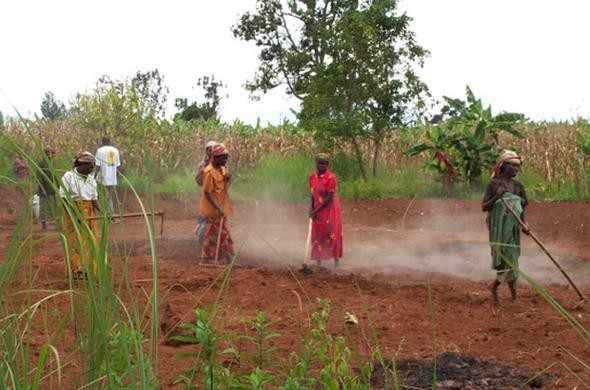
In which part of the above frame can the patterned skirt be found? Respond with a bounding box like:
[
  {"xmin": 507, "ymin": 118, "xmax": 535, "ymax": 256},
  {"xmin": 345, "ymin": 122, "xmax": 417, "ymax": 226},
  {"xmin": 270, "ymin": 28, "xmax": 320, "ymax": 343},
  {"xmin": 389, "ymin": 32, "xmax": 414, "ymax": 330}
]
[{"xmin": 202, "ymin": 217, "xmax": 234, "ymax": 263}]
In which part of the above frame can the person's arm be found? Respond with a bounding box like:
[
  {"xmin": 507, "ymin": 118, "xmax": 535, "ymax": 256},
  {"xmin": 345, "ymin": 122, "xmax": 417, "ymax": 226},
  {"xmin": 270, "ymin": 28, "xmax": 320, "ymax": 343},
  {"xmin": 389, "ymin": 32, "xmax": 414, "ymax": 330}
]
[
  {"xmin": 309, "ymin": 173, "xmax": 336, "ymax": 218},
  {"xmin": 204, "ymin": 191, "xmax": 224, "ymax": 217},
  {"xmin": 310, "ymin": 192, "xmax": 334, "ymax": 219},
  {"xmin": 195, "ymin": 163, "xmax": 205, "ymax": 185},
  {"xmin": 202, "ymin": 169, "xmax": 224, "ymax": 217},
  {"xmin": 482, "ymin": 182, "xmax": 503, "ymax": 212}
]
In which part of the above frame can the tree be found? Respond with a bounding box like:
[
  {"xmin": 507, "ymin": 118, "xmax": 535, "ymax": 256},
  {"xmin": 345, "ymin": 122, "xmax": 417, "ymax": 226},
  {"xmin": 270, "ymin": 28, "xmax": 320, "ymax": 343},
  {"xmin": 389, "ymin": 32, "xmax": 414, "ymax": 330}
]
[
  {"xmin": 233, "ymin": 0, "xmax": 429, "ymax": 179},
  {"xmin": 131, "ymin": 69, "xmax": 169, "ymax": 118},
  {"xmin": 174, "ymin": 75, "xmax": 225, "ymax": 122},
  {"xmin": 40, "ymin": 91, "xmax": 67, "ymax": 121},
  {"xmin": 0, "ymin": 110, "xmax": 4, "ymax": 129},
  {"xmin": 69, "ymin": 75, "xmax": 138, "ymax": 137}
]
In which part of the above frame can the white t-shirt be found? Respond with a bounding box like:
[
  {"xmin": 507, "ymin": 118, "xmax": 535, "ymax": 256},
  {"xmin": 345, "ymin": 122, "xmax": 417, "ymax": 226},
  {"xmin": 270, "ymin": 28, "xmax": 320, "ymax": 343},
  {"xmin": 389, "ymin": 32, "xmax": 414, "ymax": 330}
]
[
  {"xmin": 59, "ymin": 170, "xmax": 98, "ymax": 201},
  {"xmin": 95, "ymin": 145, "xmax": 121, "ymax": 186}
]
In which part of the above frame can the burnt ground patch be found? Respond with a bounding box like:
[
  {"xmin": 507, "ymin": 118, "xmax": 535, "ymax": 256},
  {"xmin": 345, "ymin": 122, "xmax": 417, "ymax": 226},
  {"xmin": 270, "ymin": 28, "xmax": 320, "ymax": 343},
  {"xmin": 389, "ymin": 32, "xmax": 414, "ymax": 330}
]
[{"xmin": 372, "ymin": 352, "xmax": 547, "ymax": 389}]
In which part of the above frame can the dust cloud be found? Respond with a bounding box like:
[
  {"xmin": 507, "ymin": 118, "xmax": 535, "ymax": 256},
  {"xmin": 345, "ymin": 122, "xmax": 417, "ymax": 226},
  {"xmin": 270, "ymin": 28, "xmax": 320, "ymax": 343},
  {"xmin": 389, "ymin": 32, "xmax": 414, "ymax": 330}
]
[{"xmin": 232, "ymin": 200, "xmax": 590, "ymax": 286}]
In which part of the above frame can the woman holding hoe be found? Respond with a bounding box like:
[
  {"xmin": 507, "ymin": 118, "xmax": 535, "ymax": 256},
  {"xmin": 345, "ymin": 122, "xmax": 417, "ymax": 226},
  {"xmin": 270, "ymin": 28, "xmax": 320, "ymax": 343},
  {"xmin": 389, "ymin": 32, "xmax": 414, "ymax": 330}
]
[
  {"xmin": 194, "ymin": 140, "xmax": 217, "ymax": 245},
  {"xmin": 59, "ymin": 152, "xmax": 100, "ymax": 279},
  {"xmin": 309, "ymin": 153, "xmax": 343, "ymax": 268},
  {"xmin": 482, "ymin": 150, "xmax": 530, "ymax": 303},
  {"xmin": 199, "ymin": 144, "xmax": 234, "ymax": 264}
]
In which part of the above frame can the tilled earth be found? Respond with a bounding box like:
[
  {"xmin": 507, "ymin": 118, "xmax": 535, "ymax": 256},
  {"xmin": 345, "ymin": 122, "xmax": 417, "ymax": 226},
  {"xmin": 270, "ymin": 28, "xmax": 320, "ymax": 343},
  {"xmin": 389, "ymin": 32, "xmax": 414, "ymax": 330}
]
[{"xmin": 1, "ymin": 186, "xmax": 589, "ymax": 388}]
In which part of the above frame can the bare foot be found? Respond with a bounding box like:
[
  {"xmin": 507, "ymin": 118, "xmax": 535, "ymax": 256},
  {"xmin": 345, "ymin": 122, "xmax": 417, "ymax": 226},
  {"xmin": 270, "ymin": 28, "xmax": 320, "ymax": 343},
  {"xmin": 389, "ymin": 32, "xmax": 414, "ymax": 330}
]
[
  {"xmin": 509, "ymin": 283, "xmax": 518, "ymax": 302},
  {"xmin": 298, "ymin": 264, "xmax": 313, "ymax": 275},
  {"xmin": 489, "ymin": 281, "xmax": 499, "ymax": 304}
]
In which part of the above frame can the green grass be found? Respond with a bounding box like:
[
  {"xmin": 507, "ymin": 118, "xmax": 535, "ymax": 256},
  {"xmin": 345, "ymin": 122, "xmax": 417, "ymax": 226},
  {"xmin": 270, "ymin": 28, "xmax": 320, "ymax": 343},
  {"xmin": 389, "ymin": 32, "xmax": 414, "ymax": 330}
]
[
  {"xmin": 520, "ymin": 167, "xmax": 590, "ymax": 201},
  {"xmin": 0, "ymin": 123, "xmax": 159, "ymax": 388},
  {"xmin": 125, "ymin": 168, "xmax": 198, "ymax": 199},
  {"xmin": 3, "ymin": 146, "xmax": 587, "ymax": 204},
  {"xmin": 231, "ymin": 154, "xmax": 311, "ymax": 203}
]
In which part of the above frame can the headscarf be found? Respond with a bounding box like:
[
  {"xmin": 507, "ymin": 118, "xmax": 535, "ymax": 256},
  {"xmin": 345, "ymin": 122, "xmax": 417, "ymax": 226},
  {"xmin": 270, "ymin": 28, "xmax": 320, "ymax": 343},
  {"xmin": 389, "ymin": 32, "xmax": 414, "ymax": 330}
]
[
  {"xmin": 491, "ymin": 150, "xmax": 522, "ymax": 179},
  {"xmin": 315, "ymin": 153, "xmax": 330, "ymax": 163},
  {"xmin": 74, "ymin": 151, "xmax": 95, "ymax": 164},
  {"xmin": 202, "ymin": 140, "xmax": 217, "ymax": 164},
  {"xmin": 211, "ymin": 144, "xmax": 228, "ymax": 157}
]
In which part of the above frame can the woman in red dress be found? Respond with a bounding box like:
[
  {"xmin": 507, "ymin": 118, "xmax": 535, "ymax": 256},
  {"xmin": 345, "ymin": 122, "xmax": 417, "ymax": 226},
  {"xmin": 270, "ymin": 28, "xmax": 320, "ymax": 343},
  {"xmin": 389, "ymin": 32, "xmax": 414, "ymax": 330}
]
[{"xmin": 309, "ymin": 153, "xmax": 343, "ymax": 267}]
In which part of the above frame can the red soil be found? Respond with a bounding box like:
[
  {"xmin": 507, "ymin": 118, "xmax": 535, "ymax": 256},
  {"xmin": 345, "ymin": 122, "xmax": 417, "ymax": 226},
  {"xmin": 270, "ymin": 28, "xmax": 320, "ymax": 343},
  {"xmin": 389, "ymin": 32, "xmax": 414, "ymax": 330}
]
[{"xmin": 1, "ymin": 185, "xmax": 589, "ymax": 388}]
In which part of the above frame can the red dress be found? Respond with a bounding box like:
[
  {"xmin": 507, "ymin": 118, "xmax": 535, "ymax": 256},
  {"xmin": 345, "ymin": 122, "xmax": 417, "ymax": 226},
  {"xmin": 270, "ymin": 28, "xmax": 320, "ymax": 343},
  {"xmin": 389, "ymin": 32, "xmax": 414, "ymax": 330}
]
[{"xmin": 309, "ymin": 169, "xmax": 343, "ymax": 260}]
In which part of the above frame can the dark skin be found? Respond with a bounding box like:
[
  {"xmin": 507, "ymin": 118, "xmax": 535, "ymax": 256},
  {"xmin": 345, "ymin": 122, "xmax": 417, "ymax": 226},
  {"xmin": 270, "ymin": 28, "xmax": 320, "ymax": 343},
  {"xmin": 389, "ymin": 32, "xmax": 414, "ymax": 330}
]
[
  {"xmin": 309, "ymin": 159, "xmax": 334, "ymax": 219},
  {"xmin": 484, "ymin": 161, "xmax": 528, "ymax": 303},
  {"xmin": 204, "ymin": 154, "xmax": 229, "ymax": 218},
  {"xmin": 74, "ymin": 161, "xmax": 100, "ymax": 213},
  {"xmin": 482, "ymin": 162, "xmax": 529, "ymax": 234},
  {"xmin": 309, "ymin": 159, "xmax": 339, "ymax": 266}
]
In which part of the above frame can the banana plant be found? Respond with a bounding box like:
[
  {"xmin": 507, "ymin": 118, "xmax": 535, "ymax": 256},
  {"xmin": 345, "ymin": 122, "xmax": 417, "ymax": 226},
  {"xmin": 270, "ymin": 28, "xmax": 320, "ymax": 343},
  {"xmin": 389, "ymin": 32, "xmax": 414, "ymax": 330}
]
[
  {"xmin": 409, "ymin": 86, "xmax": 525, "ymax": 185},
  {"xmin": 407, "ymin": 125, "xmax": 462, "ymax": 193},
  {"xmin": 443, "ymin": 86, "xmax": 525, "ymax": 183},
  {"xmin": 444, "ymin": 86, "xmax": 525, "ymax": 146}
]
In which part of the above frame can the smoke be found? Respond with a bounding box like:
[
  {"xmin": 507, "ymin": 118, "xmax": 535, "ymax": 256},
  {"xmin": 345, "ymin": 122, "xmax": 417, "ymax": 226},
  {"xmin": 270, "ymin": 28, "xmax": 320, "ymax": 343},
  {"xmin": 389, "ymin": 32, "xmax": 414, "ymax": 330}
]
[{"xmin": 232, "ymin": 200, "xmax": 590, "ymax": 286}]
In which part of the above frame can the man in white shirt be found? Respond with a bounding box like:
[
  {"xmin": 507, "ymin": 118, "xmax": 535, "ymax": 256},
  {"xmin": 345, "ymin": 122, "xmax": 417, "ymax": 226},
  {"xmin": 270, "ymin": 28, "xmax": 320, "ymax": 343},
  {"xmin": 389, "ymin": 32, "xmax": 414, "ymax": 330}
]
[{"xmin": 95, "ymin": 136, "xmax": 121, "ymax": 214}]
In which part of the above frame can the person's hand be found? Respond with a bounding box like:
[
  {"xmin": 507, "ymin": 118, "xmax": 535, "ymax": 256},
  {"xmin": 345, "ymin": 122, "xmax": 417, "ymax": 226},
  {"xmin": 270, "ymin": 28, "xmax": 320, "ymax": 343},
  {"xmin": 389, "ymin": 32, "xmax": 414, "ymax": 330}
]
[
  {"xmin": 496, "ymin": 188, "xmax": 506, "ymax": 199},
  {"xmin": 308, "ymin": 208, "xmax": 316, "ymax": 219},
  {"xmin": 522, "ymin": 224, "xmax": 531, "ymax": 235},
  {"xmin": 224, "ymin": 173, "xmax": 232, "ymax": 181},
  {"xmin": 218, "ymin": 209, "xmax": 226, "ymax": 219}
]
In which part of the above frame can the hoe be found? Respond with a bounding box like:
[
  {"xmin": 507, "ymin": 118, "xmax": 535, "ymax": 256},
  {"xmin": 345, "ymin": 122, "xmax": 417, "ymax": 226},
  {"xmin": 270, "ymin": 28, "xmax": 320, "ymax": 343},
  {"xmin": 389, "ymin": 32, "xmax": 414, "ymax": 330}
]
[
  {"xmin": 87, "ymin": 211, "xmax": 165, "ymax": 236},
  {"xmin": 500, "ymin": 198, "xmax": 586, "ymax": 309}
]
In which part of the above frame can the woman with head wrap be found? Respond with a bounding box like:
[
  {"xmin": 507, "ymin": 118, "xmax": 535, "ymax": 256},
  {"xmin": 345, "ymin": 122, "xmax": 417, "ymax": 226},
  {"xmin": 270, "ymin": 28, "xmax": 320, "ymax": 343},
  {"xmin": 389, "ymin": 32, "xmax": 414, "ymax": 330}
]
[
  {"xmin": 199, "ymin": 144, "xmax": 234, "ymax": 264},
  {"xmin": 59, "ymin": 151, "xmax": 100, "ymax": 278},
  {"xmin": 309, "ymin": 153, "xmax": 343, "ymax": 267},
  {"xmin": 194, "ymin": 140, "xmax": 217, "ymax": 244},
  {"xmin": 482, "ymin": 150, "xmax": 530, "ymax": 303}
]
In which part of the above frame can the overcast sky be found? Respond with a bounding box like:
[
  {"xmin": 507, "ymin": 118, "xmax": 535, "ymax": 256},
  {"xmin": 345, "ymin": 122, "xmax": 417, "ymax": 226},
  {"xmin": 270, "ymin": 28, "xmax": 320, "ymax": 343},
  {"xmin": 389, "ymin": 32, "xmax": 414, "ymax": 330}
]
[{"xmin": 1, "ymin": 0, "xmax": 588, "ymax": 124}]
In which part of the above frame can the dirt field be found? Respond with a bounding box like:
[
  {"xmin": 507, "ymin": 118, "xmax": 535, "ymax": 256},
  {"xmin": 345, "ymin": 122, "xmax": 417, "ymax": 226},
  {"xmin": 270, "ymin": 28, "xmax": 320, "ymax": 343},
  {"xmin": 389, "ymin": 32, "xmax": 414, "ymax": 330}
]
[{"xmin": 1, "ymin": 186, "xmax": 590, "ymax": 388}]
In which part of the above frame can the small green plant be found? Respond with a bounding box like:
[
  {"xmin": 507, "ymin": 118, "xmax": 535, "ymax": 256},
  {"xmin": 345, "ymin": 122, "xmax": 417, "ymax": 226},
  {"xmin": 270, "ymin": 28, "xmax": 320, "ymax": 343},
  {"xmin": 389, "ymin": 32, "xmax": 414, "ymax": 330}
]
[
  {"xmin": 99, "ymin": 325, "xmax": 150, "ymax": 389},
  {"xmin": 172, "ymin": 307, "xmax": 234, "ymax": 389}
]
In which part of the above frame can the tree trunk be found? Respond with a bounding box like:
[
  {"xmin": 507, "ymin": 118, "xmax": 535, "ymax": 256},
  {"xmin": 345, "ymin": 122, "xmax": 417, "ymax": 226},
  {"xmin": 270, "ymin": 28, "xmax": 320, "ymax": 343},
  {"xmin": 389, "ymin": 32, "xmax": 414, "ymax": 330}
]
[
  {"xmin": 372, "ymin": 138, "xmax": 382, "ymax": 179},
  {"xmin": 350, "ymin": 136, "xmax": 367, "ymax": 181},
  {"xmin": 442, "ymin": 173, "xmax": 455, "ymax": 197}
]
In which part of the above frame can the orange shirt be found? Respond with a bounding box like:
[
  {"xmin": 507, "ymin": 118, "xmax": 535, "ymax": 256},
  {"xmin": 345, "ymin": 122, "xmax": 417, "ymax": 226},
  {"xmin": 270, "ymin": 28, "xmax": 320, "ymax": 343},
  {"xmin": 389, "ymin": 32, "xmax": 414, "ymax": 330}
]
[{"xmin": 199, "ymin": 164, "xmax": 232, "ymax": 218}]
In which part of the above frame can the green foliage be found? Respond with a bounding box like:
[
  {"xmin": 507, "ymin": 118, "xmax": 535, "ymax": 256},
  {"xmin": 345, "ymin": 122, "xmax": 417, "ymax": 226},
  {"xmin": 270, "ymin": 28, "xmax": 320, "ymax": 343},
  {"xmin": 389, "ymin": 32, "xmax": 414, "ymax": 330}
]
[
  {"xmin": 131, "ymin": 69, "xmax": 170, "ymax": 118},
  {"xmin": 0, "ymin": 109, "xmax": 4, "ymax": 128},
  {"xmin": 330, "ymin": 152, "xmax": 364, "ymax": 182},
  {"xmin": 174, "ymin": 75, "xmax": 225, "ymax": 122},
  {"xmin": 0, "ymin": 131, "xmax": 160, "ymax": 389},
  {"xmin": 519, "ymin": 168, "xmax": 590, "ymax": 201},
  {"xmin": 231, "ymin": 154, "xmax": 311, "ymax": 203},
  {"xmin": 249, "ymin": 311, "xmax": 281, "ymax": 370},
  {"xmin": 576, "ymin": 122, "xmax": 590, "ymax": 157},
  {"xmin": 408, "ymin": 86, "xmax": 525, "ymax": 186},
  {"xmin": 234, "ymin": 0, "xmax": 429, "ymax": 179},
  {"xmin": 69, "ymin": 75, "xmax": 142, "ymax": 137},
  {"xmin": 173, "ymin": 307, "xmax": 233, "ymax": 389},
  {"xmin": 99, "ymin": 325, "xmax": 151, "ymax": 389},
  {"xmin": 40, "ymin": 91, "xmax": 67, "ymax": 121}
]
